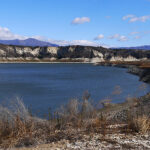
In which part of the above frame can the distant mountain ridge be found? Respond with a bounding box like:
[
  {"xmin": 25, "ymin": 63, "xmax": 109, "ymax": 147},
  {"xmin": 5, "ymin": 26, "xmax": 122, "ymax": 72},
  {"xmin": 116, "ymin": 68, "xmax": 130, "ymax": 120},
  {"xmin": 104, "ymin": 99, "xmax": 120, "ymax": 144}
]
[
  {"xmin": 0, "ymin": 38, "xmax": 58, "ymax": 47},
  {"xmin": 114, "ymin": 45, "xmax": 150, "ymax": 50},
  {"xmin": 0, "ymin": 38, "xmax": 150, "ymax": 50}
]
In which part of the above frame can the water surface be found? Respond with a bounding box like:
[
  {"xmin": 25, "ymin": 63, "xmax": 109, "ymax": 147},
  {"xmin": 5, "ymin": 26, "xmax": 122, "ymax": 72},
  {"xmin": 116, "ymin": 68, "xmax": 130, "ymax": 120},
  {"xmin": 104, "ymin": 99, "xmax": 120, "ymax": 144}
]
[{"xmin": 0, "ymin": 63, "xmax": 149, "ymax": 116}]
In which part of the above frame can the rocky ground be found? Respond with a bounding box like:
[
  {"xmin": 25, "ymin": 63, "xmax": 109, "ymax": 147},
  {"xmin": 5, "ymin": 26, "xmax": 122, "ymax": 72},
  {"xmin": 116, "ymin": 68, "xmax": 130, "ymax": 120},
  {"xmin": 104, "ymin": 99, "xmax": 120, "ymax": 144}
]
[
  {"xmin": 11, "ymin": 133, "xmax": 150, "ymax": 150},
  {"xmin": 8, "ymin": 124, "xmax": 150, "ymax": 150}
]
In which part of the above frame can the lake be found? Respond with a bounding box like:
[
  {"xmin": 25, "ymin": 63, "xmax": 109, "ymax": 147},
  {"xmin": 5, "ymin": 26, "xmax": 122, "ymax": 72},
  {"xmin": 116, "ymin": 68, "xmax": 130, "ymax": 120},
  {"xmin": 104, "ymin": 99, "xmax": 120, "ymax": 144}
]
[{"xmin": 0, "ymin": 63, "xmax": 149, "ymax": 116}]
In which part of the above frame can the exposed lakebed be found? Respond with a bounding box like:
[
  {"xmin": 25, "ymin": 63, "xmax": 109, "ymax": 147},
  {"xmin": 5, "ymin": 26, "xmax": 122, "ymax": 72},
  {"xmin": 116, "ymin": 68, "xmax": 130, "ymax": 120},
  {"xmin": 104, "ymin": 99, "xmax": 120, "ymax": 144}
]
[{"xmin": 0, "ymin": 63, "xmax": 149, "ymax": 116}]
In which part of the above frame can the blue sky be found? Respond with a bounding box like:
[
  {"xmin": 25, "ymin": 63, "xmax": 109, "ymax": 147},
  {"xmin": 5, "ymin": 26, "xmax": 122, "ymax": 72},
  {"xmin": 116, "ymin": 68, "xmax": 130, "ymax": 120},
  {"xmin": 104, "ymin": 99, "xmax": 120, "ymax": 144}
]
[{"xmin": 0, "ymin": 0, "xmax": 150, "ymax": 47}]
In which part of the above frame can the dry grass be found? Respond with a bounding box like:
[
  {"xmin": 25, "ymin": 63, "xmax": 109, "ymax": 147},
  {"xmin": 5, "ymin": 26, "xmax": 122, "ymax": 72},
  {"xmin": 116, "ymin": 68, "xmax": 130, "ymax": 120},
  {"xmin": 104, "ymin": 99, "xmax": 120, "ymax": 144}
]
[
  {"xmin": 125, "ymin": 94, "xmax": 150, "ymax": 134},
  {"xmin": 0, "ymin": 89, "xmax": 150, "ymax": 149},
  {"xmin": 0, "ymin": 95, "xmax": 109, "ymax": 149},
  {"xmin": 0, "ymin": 98, "xmax": 52, "ymax": 148},
  {"xmin": 127, "ymin": 115, "xmax": 150, "ymax": 134},
  {"xmin": 0, "ymin": 98, "xmax": 33, "ymax": 148}
]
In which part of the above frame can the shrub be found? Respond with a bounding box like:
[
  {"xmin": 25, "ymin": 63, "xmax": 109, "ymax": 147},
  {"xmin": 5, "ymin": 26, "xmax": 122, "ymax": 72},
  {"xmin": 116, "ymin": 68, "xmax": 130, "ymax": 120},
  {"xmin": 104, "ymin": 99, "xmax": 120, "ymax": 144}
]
[{"xmin": 127, "ymin": 115, "xmax": 150, "ymax": 134}]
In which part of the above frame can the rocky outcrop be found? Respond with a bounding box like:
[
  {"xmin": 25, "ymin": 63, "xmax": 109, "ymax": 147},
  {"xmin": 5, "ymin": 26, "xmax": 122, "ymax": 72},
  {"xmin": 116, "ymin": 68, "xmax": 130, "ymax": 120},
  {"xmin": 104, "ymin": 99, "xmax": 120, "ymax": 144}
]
[
  {"xmin": 137, "ymin": 69, "xmax": 150, "ymax": 83},
  {"xmin": 127, "ymin": 66, "xmax": 150, "ymax": 83},
  {"xmin": 0, "ymin": 44, "xmax": 150, "ymax": 62},
  {"xmin": 127, "ymin": 66, "xmax": 143, "ymax": 76}
]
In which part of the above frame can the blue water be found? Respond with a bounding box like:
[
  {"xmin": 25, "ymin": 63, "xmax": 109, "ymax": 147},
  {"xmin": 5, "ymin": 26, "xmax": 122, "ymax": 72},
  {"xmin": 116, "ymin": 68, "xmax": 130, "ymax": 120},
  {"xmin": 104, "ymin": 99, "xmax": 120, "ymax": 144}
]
[{"xmin": 0, "ymin": 63, "xmax": 149, "ymax": 116}]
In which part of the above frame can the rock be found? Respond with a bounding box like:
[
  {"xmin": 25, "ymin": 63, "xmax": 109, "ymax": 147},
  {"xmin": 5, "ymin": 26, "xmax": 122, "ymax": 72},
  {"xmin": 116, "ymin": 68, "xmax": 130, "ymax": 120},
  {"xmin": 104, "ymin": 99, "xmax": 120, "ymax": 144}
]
[{"xmin": 0, "ymin": 44, "xmax": 150, "ymax": 62}]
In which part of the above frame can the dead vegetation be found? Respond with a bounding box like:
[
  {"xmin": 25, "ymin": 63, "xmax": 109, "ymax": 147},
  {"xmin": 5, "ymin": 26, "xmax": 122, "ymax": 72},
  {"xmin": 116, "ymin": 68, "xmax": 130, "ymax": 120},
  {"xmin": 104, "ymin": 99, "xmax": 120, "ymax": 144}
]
[
  {"xmin": 0, "ymin": 87, "xmax": 150, "ymax": 149},
  {"xmin": 0, "ymin": 94, "xmax": 108, "ymax": 149}
]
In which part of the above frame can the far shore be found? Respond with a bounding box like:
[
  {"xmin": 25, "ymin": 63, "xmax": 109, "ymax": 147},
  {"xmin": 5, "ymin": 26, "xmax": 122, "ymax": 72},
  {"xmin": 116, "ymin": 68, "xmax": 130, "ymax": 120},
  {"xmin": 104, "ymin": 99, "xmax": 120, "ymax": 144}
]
[
  {"xmin": 0, "ymin": 60, "xmax": 150, "ymax": 68},
  {"xmin": 0, "ymin": 61, "xmax": 92, "ymax": 64},
  {"xmin": 0, "ymin": 59, "xmax": 91, "ymax": 64}
]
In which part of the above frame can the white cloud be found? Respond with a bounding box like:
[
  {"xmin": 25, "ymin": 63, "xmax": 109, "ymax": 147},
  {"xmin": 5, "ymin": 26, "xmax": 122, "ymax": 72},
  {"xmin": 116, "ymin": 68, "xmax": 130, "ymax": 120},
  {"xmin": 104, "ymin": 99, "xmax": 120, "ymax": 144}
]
[
  {"xmin": 128, "ymin": 30, "xmax": 150, "ymax": 40},
  {"xmin": 130, "ymin": 31, "xmax": 139, "ymax": 35},
  {"xmin": 71, "ymin": 17, "xmax": 90, "ymax": 24},
  {"xmin": 108, "ymin": 34, "xmax": 128, "ymax": 41},
  {"xmin": 143, "ymin": 30, "xmax": 150, "ymax": 34},
  {"xmin": 122, "ymin": 14, "xmax": 135, "ymax": 20},
  {"xmin": 47, "ymin": 39, "xmax": 70, "ymax": 46},
  {"xmin": 109, "ymin": 34, "xmax": 120, "ymax": 39},
  {"xmin": 130, "ymin": 16, "xmax": 150, "ymax": 22},
  {"xmin": 31, "ymin": 35, "xmax": 46, "ymax": 41},
  {"xmin": 0, "ymin": 26, "xmax": 27, "ymax": 40},
  {"xmin": 47, "ymin": 39, "xmax": 108, "ymax": 47},
  {"xmin": 134, "ymin": 36, "xmax": 141, "ymax": 39},
  {"xmin": 70, "ymin": 40, "xmax": 100, "ymax": 46},
  {"xmin": 0, "ymin": 26, "xmax": 109, "ymax": 47},
  {"xmin": 118, "ymin": 36, "xmax": 128, "ymax": 41},
  {"xmin": 123, "ymin": 15, "xmax": 150, "ymax": 22},
  {"xmin": 94, "ymin": 34, "xmax": 104, "ymax": 40}
]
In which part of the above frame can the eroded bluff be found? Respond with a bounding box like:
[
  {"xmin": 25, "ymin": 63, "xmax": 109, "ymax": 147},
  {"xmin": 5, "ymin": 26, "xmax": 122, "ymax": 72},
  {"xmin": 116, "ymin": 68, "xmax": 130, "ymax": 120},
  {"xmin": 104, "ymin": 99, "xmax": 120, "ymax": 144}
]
[{"xmin": 0, "ymin": 44, "xmax": 150, "ymax": 62}]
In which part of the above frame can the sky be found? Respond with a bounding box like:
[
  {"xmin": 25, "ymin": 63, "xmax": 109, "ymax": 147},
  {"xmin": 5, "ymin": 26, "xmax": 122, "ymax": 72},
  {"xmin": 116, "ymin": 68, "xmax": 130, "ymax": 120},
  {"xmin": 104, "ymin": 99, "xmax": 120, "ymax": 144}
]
[{"xmin": 0, "ymin": 0, "xmax": 150, "ymax": 47}]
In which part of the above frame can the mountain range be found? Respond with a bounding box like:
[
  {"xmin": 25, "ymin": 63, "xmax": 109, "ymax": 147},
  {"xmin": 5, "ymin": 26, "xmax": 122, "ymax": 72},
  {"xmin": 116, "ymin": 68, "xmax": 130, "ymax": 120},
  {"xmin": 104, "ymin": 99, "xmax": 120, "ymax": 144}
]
[
  {"xmin": 0, "ymin": 38, "xmax": 150, "ymax": 50},
  {"xmin": 0, "ymin": 38, "xmax": 58, "ymax": 47},
  {"xmin": 113, "ymin": 45, "xmax": 150, "ymax": 50}
]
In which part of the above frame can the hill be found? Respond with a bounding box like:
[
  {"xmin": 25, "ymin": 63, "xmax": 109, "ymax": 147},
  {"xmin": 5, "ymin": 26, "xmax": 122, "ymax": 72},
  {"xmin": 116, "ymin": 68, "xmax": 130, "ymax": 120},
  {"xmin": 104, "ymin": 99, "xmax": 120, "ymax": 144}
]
[{"xmin": 0, "ymin": 38, "xmax": 58, "ymax": 47}]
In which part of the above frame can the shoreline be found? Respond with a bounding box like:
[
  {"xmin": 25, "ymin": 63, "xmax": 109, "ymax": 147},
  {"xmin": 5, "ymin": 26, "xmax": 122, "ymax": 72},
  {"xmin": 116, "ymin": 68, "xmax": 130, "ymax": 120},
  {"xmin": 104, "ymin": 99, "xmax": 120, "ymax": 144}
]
[
  {"xmin": 95, "ymin": 61, "xmax": 150, "ymax": 84},
  {"xmin": 0, "ymin": 60, "xmax": 148, "ymax": 65},
  {"xmin": 1, "ymin": 60, "xmax": 150, "ymax": 149},
  {"xmin": 1, "ymin": 60, "xmax": 150, "ymax": 83},
  {"xmin": 0, "ymin": 61, "xmax": 92, "ymax": 64}
]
